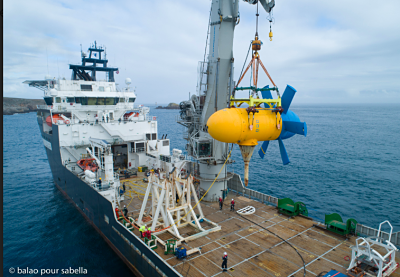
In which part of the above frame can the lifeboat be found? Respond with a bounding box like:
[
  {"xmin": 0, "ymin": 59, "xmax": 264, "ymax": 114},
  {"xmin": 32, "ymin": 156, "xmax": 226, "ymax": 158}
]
[
  {"xmin": 45, "ymin": 114, "xmax": 70, "ymax": 126},
  {"xmin": 76, "ymin": 158, "xmax": 99, "ymax": 172},
  {"xmin": 123, "ymin": 112, "xmax": 139, "ymax": 120}
]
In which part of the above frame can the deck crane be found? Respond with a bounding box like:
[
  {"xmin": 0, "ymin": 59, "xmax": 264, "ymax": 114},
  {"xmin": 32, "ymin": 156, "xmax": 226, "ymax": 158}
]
[{"xmin": 178, "ymin": 0, "xmax": 277, "ymax": 200}]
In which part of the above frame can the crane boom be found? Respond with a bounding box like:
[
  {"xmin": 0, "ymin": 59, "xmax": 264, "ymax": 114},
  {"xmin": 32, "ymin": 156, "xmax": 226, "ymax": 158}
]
[{"xmin": 178, "ymin": 0, "xmax": 276, "ymax": 201}]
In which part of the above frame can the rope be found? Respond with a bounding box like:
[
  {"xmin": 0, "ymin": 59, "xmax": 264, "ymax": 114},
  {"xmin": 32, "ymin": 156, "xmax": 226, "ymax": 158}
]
[
  {"xmin": 172, "ymin": 149, "xmax": 233, "ymax": 227},
  {"xmin": 237, "ymin": 214, "xmax": 306, "ymax": 277}
]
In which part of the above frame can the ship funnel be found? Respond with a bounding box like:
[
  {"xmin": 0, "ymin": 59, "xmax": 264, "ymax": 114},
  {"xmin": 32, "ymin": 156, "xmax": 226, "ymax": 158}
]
[{"xmin": 239, "ymin": 145, "xmax": 256, "ymax": 186}]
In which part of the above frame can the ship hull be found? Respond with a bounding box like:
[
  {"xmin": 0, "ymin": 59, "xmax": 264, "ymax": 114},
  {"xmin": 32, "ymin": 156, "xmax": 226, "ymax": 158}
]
[{"xmin": 37, "ymin": 116, "xmax": 179, "ymax": 277}]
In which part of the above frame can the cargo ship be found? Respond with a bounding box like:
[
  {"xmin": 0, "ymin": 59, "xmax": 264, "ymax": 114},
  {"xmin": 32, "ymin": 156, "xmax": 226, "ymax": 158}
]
[{"xmin": 24, "ymin": 1, "xmax": 399, "ymax": 277}]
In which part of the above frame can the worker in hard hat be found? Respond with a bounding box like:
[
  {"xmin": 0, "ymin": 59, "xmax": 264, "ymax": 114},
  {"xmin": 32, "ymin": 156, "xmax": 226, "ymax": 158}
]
[
  {"xmin": 219, "ymin": 196, "xmax": 223, "ymax": 210},
  {"xmin": 222, "ymin": 252, "xmax": 228, "ymax": 271},
  {"xmin": 147, "ymin": 227, "xmax": 152, "ymax": 239},
  {"xmin": 231, "ymin": 199, "xmax": 235, "ymax": 211},
  {"xmin": 98, "ymin": 177, "xmax": 102, "ymax": 189},
  {"xmin": 139, "ymin": 225, "xmax": 145, "ymax": 238},
  {"xmin": 123, "ymin": 205, "xmax": 128, "ymax": 217}
]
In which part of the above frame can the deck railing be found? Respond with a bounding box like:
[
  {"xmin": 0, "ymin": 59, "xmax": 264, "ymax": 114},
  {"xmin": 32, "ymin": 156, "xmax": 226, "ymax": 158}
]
[
  {"xmin": 227, "ymin": 173, "xmax": 278, "ymax": 205},
  {"xmin": 227, "ymin": 172, "xmax": 400, "ymax": 247}
]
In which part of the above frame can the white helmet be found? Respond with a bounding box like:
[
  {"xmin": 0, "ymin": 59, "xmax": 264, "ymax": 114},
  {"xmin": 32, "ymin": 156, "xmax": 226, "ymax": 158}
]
[
  {"xmin": 224, "ymin": 252, "xmax": 227, "ymax": 255},
  {"xmin": 124, "ymin": 205, "xmax": 126, "ymax": 207},
  {"xmin": 232, "ymin": 199, "xmax": 233, "ymax": 201}
]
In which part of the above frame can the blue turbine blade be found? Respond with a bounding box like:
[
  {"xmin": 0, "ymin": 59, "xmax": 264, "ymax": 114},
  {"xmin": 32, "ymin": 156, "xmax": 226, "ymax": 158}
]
[
  {"xmin": 261, "ymin": 85, "xmax": 273, "ymax": 108},
  {"xmin": 258, "ymin": 141, "xmax": 269, "ymax": 159},
  {"xmin": 278, "ymin": 138, "xmax": 290, "ymax": 165},
  {"xmin": 281, "ymin": 85, "xmax": 297, "ymax": 114},
  {"xmin": 282, "ymin": 121, "xmax": 307, "ymax": 137}
]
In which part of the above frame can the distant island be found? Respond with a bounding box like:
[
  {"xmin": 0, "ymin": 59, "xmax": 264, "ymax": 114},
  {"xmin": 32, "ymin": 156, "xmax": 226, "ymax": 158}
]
[
  {"xmin": 155, "ymin": 103, "xmax": 180, "ymax": 109},
  {"xmin": 3, "ymin": 97, "xmax": 45, "ymax": 115}
]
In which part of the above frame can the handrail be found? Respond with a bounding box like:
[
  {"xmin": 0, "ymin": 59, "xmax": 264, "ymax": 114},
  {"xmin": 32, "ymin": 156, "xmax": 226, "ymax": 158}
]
[{"xmin": 377, "ymin": 220, "xmax": 393, "ymax": 242}]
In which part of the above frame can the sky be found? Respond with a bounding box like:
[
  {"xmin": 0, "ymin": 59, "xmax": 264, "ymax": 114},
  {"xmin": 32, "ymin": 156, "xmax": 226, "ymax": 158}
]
[{"xmin": 3, "ymin": 0, "xmax": 400, "ymax": 104}]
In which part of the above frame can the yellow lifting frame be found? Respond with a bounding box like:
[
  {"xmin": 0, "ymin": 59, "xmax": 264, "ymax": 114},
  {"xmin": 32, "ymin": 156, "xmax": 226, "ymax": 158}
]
[{"xmin": 230, "ymin": 95, "xmax": 281, "ymax": 109}]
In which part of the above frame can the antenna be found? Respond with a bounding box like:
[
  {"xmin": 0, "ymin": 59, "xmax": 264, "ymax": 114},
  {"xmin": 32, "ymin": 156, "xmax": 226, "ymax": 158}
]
[{"xmin": 57, "ymin": 58, "xmax": 60, "ymax": 79}]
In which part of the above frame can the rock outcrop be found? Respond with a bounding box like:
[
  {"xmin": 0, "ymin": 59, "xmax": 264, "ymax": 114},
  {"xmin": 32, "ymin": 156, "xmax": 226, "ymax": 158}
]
[
  {"xmin": 3, "ymin": 97, "xmax": 45, "ymax": 115},
  {"xmin": 155, "ymin": 103, "xmax": 180, "ymax": 109}
]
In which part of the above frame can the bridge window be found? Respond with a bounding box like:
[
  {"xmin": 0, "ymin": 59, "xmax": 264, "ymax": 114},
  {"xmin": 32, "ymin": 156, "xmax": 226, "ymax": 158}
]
[
  {"xmin": 67, "ymin": 97, "xmax": 75, "ymax": 103},
  {"xmin": 44, "ymin": 97, "xmax": 53, "ymax": 105},
  {"xmin": 97, "ymin": 98, "xmax": 106, "ymax": 105},
  {"xmin": 81, "ymin": 84, "xmax": 92, "ymax": 91},
  {"xmin": 105, "ymin": 98, "xmax": 114, "ymax": 105},
  {"xmin": 74, "ymin": 97, "xmax": 120, "ymax": 105},
  {"xmin": 129, "ymin": 98, "xmax": 135, "ymax": 103},
  {"xmin": 55, "ymin": 97, "xmax": 61, "ymax": 103},
  {"xmin": 88, "ymin": 97, "xmax": 97, "ymax": 105}
]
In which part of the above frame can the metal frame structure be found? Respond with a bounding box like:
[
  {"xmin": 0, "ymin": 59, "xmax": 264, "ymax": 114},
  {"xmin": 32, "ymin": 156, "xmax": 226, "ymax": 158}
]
[
  {"xmin": 348, "ymin": 221, "xmax": 398, "ymax": 277},
  {"xmin": 136, "ymin": 169, "xmax": 220, "ymax": 242}
]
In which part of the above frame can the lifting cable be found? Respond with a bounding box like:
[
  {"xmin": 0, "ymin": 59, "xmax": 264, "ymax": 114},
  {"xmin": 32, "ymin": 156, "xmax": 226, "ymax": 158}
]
[
  {"xmin": 237, "ymin": 214, "xmax": 307, "ymax": 277},
  {"xmin": 237, "ymin": 42, "xmax": 252, "ymax": 92}
]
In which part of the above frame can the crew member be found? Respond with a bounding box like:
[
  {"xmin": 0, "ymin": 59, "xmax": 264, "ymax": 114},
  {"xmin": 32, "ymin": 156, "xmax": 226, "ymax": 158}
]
[
  {"xmin": 95, "ymin": 114, "xmax": 99, "ymax": 124},
  {"xmin": 123, "ymin": 205, "xmax": 128, "ymax": 217},
  {"xmin": 98, "ymin": 177, "xmax": 102, "ymax": 189},
  {"xmin": 222, "ymin": 252, "xmax": 228, "ymax": 271},
  {"xmin": 143, "ymin": 225, "xmax": 147, "ymax": 238},
  {"xmin": 147, "ymin": 227, "xmax": 152, "ymax": 239},
  {"xmin": 219, "ymin": 196, "xmax": 223, "ymax": 210},
  {"xmin": 122, "ymin": 183, "xmax": 126, "ymax": 193},
  {"xmin": 231, "ymin": 199, "xmax": 235, "ymax": 211},
  {"xmin": 139, "ymin": 225, "xmax": 145, "ymax": 238},
  {"xmin": 115, "ymin": 207, "xmax": 120, "ymax": 218}
]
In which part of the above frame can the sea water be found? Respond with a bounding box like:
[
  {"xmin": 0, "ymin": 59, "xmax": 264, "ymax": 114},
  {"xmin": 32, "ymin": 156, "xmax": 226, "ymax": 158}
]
[{"xmin": 3, "ymin": 104, "xmax": 400, "ymax": 276}]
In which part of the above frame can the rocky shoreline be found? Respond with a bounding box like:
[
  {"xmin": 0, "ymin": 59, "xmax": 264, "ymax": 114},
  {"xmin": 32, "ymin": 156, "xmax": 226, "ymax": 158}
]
[
  {"xmin": 155, "ymin": 103, "xmax": 180, "ymax": 109},
  {"xmin": 3, "ymin": 97, "xmax": 45, "ymax": 115}
]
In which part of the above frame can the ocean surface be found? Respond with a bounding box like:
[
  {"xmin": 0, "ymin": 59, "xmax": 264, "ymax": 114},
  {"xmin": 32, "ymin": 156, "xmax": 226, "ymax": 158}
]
[{"xmin": 3, "ymin": 104, "xmax": 400, "ymax": 276}]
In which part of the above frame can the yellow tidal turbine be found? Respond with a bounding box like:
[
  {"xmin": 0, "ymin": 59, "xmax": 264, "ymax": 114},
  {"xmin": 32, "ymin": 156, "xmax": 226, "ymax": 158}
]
[{"xmin": 207, "ymin": 107, "xmax": 283, "ymax": 186}]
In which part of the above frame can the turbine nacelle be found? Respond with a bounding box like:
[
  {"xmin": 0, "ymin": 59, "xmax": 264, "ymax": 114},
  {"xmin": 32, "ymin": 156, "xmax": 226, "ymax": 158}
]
[{"xmin": 207, "ymin": 85, "xmax": 307, "ymax": 186}]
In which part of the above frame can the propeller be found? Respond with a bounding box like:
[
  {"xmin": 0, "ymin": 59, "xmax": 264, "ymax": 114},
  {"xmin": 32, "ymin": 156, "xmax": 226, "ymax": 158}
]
[{"xmin": 258, "ymin": 84, "xmax": 307, "ymax": 165}]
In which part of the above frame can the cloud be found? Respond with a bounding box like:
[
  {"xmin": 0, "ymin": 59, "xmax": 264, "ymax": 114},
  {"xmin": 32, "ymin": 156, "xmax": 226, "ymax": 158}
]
[{"xmin": 3, "ymin": 0, "xmax": 400, "ymax": 103}]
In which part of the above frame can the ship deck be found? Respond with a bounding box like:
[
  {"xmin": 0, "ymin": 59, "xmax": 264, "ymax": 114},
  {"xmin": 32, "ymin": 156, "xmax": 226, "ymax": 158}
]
[{"xmin": 119, "ymin": 173, "xmax": 400, "ymax": 277}]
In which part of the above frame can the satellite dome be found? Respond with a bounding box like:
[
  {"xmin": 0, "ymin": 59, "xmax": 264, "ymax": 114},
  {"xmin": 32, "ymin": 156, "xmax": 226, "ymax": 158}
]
[{"xmin": 125, "ymin": 78, "xmax": 132, "ymax": 85}]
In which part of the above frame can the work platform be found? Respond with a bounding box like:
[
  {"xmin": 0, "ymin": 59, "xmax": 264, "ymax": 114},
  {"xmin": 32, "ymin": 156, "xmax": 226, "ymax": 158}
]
[{"xmin": 119, "ymin": 174, "xmax": 400, "ymax": 277}]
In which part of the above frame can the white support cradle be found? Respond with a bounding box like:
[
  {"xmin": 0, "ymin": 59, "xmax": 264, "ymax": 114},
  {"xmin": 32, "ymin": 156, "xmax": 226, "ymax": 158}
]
[
  {"xmin": 347, "ymin": 221, "xmax": 399, "ymax": 277},
  {"xmin": 136, "ymin": 167, "xmax": 220, "ymax": 244}
]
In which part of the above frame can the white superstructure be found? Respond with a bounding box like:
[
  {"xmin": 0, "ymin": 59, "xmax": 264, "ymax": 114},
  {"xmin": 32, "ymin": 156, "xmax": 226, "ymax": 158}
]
[{"xmin": 25, "ymin": 42, "xmax": 189, "ymax": 208}]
